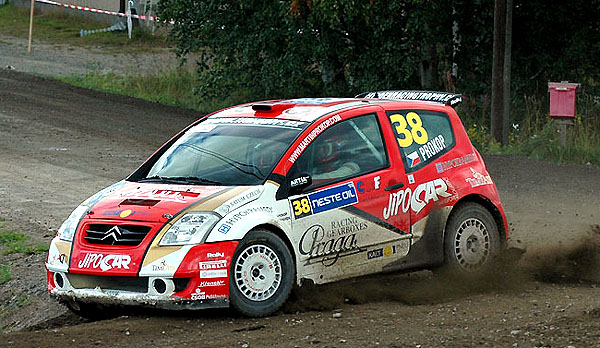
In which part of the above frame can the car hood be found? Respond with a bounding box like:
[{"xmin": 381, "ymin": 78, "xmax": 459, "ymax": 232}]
[{"xmin": 86, "ymin": 181, "xmax": 230, "ymax": 223}]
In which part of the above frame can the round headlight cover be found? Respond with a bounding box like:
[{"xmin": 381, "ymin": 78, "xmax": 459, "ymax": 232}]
[
  {"xmin": 57, "ymin": 205, "xmax": 89, "ymax": 241},
  {"xmin": 159, "ymin": 212, "xmax": 220, "ymax": 246}
]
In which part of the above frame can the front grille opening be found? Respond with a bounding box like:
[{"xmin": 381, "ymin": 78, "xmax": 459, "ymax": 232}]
[
  {"xmin": 67, "ymin": 274, "xmax": 149, "ymax": 292},
  {"xmin": 84, "ymin": 224, "xmax": 152, "ymax": 246}
]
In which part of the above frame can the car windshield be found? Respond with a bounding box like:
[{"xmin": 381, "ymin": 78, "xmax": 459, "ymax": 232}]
[{"xmin": 140, "ymin": 118, "xmax": 307, "ymax": 186}]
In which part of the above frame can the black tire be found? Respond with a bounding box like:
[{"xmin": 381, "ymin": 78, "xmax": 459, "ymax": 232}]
[
  {"xmin": 229, "ymin": 229, "xmax": 294, "ymax": 317},
  {"xmin": 442, "ymin": 202, "xmax": 501, "ymax": 277},
  {"xmin": 64, "ymin": 300, "xmax": 117, "ymax": 320}
]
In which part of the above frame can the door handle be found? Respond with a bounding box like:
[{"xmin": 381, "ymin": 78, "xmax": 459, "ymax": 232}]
[{"xmin": 385, "ymin": 182, "xmax": 404, "ymax": 191}]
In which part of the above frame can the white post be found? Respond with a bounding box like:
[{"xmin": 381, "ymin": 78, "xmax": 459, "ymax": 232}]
[{"xmin": 28, "ymin": 0, "xmax": 35, "ymax": 53}]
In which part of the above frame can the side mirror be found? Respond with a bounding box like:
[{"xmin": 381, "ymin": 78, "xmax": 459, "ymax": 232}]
[{"xmin": 289, "ymin": 173, "xmax": 312, "ymax": 194}]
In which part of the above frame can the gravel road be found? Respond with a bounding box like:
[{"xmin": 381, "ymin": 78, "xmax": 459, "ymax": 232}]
[{"xmin": 1, "ymin": 33, "xmax": 600, "ymax": 348}]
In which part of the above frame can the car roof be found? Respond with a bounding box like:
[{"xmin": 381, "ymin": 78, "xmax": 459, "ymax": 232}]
[{"xmin": 208, "ymin": 91, "xmax": 462, "ymax": 123}]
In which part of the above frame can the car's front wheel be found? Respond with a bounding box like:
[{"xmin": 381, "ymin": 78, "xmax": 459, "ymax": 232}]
[
  {"xmin": 229, "ymin": 229, "xmax": 294, "ymax": 317},
  {"xmin": 443, "ymin": 202, "xmax": 501, "ymax": 276}
]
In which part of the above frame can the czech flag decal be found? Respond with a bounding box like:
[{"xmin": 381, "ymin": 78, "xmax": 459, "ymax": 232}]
[{"xmin": 407, "ymin": 151, "xmax": 421, "ymax": 167}]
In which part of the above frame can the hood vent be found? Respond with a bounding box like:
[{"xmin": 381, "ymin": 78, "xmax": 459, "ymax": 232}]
[{"xmin": 120, "ymin": 199, "xmax": 160, "ymax": 207}]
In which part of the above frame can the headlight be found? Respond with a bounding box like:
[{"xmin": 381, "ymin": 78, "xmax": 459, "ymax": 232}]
[
  {"xmin": 159, "ymin": 212, "xmax": 220, "ymax": 246},
  {"xmin": 57, "ymin": 205, "xmax": 89, "ymax": 241}
]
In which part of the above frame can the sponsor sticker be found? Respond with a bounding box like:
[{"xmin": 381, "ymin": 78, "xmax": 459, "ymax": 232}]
[
  {"xmin": 199, "ymin": 260, "xmax": 227, "ymax": 270},
  {"xmin": 78, "ymin": 253, "xmax": 131, "ymax": 271},
  {"xmin": 217, "ymin": 188, "xmax": 263, "ymax": 215},
  {"xmin": 383, "ymin": 178, "xmax": 451, "ymax": 219},
  {"xmin": 151, "ymin": 259, "xmax": 176, "ymax": 272},
  {"xmin": 288, "ymin": 114, "xmax": 342, "ymax": 164},
  {"xmin": 367, "ymin": 240, "xmax": 410, "ymax": 260},
  {"xmin": 436, "ymin": 153, "xmax": 477, "ymax": 173},
  {"xmin": 465, "ymin": 168, "xmax": 493, "ymax": 187},
  {"xmin": 199, "ymin": 260, "xmax": 228, "ymax": 278},
  {"xmin": 218, "ymin": 224, "xmax": 231, "ymax": 234},
  {"xmin": 200, "ymin": 269, "xmax": 228, "ymax": 278},
  {"xmin": 356, "ymin": 176, "xmax": 381, "ymax": 194},
  {"xmin": 220, "ymin": 206, "xmax": 273, "ymax": 229},
  {"xmin": 299, "ymin": 216, "xmax": 367, "ymax": 266},
  {"xmin": 292, "ymin": 182, "xmax": 358, "ymax": 219},
  {"xmin": 202, "ymin": 117, "xmax": 307, "ymax": 130},
  {"xmin": 191, "ymin": 287, "xmax": 228, "ymax": 300}
]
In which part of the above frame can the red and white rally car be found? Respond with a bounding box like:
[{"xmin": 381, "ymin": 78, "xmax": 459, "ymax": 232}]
[{"xmin": 46, "ymin": 91, "xmax": 508, "ymax": 317}]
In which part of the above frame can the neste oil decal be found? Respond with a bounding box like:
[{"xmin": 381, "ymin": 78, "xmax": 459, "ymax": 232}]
[{"xmin": 291, "ymin": 182, "xmax": 358, "ymax": 219}]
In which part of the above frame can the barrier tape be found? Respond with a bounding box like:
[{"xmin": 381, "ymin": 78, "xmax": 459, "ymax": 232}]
[{"xmin": 34, "ymin": 0, "xmax": 158, "ymax": 21}]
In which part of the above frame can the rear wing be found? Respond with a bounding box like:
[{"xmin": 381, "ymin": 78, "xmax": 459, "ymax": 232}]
[{"xmin": 355, "ymin": 90, "xmax": 462, "ymax": 107}]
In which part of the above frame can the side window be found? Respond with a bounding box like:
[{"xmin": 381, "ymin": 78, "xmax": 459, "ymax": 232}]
[
  {"xmin": 291, "ymin": 113, "xmax": 388, "ymax": 190},
  {"xmin": 386, "ymin": 110, "xmax": 455, "ymax": 172}
]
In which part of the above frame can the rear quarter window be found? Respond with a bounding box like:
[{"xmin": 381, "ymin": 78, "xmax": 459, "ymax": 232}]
[{"xmin": 386, "ymin": 110, "xmax": 455, "ymax": 172}]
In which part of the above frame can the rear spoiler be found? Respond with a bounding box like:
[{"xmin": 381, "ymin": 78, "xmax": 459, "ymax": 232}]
[{"xmin": 355, "ymin": 90, "xmax": 462, "ymax": 107}]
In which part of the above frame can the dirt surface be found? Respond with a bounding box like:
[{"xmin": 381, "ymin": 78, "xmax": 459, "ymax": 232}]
[{"xmin": 0, "ymin": 47, "xmax": 600, "ymax": 346}]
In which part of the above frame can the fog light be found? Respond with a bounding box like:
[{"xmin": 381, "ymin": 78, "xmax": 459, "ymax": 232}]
[
  {"xmin": 149, "ymin": 277, "xmax": 175, "ymax": 295},
  {"xmin": 54, "ymin": 272, "xmax": 65, "ymax": 289}
]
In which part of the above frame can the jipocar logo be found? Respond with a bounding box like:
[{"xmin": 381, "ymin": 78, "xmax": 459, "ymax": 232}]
[{"xmin": 78, "ymin": 253, "xmax": 131, "ymax": 271}]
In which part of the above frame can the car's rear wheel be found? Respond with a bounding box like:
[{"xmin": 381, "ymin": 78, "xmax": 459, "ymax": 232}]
[
  {"xmin": 442, "ymin": 202, "xmax": 501, "ymax": 277},
  {"xmin": 229, "ymin": 229, "xmax": 294, "ymax": 317}
]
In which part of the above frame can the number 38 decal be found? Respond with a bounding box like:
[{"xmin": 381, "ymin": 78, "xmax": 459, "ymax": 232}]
[
  {"xmin": 389, "ymin": 112, "xmax": 428, "ymax": 147},
  {"xmin": 291, "ymin": 197, "xmax": 313, "ymax": 218}
]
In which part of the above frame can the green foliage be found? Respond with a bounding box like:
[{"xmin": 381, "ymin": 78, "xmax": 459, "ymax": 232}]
[
  {"xmin": 0, "ymin": 265, "xmax": 10, "ymax": 285},
  {"xmin": 461, "ymin": 92, "xmax": 600, "ymax": 166},
  {"xmin": 0, "ymin": 231, "xmax": 48, "ymax": 256},
  {"xmin": 156, "ymin": 0, "xmax": 461, "ymax": 99},
  {"xmin": 60, "ymin": 68, "xmax": 210, "ymax": 110}
]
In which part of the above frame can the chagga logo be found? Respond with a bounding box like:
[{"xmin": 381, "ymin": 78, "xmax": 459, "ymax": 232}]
[{"xmin": 78, "ymin": 253, "xmax": 131, "ymax": 271}]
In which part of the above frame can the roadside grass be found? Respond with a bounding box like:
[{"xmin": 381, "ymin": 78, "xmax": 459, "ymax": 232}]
[
  {"xmin": 0, "ymin": 265, "xmax": 10, "ymax": 285},
  {"xmin": 59, "ymin": 68, "xmax": 252, "ymax": 113},
  {"xmin": 0, "ymin": 230, "xmax": 49, "ymax": 256},
  {"xmin": 0, "ymin": 221, "xmax": 48, "ymax": 285},
  {"xmin": 0, "ymin": 4, "xmax": 169, "ymax": 52}
]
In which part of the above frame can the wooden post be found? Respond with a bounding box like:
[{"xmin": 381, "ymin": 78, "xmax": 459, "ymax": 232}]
[
  {"xmin": 28, "ymin": 0, "xmax": 35, "ymax": 53},
  {"xmin": 491, "ymin": 0, "xmax": 507, "ymax": 145}
]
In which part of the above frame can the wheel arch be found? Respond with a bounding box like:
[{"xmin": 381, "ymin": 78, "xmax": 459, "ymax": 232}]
[
  {"xmin": 447, "ymin": 194, "xmax": 507, "ymax": 245},
  {"xmin": 253, "ymin": 223, "xmax": 297, "ymax": 270}
]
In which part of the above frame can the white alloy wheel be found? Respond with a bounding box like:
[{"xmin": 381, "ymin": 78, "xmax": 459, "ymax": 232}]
[
  {"xmin": 454, "ymin": 217, "xmax": 491, "ymax": 271},
  {"xmin": 234, "ymin": 244, "xmax": 282, "ymax": 301}
]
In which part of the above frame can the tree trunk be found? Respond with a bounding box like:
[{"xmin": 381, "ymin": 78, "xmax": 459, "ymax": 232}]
[
  {"xmin": 491, "ymin": 0, "xmax": 506, "ymax": 144},
  {"xmin": 502, "ymin": 0, "xmax": 513, "ymax": 144}
]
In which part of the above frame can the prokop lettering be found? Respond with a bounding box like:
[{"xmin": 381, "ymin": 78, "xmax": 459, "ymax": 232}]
[
  {"xmin": 288, "ymin": 114, "xmax": 342, "ymax": 164},
  {"xmin": 78, "ymin": 253, "xmax": 131, "ymax": 271},
  {"xmin": 419, "ymin": 134, "xmax": 446, "ymax": 160},
  {"xmin": 383, "ymin": 179, "xmax": 451, "ymax": 219}
]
